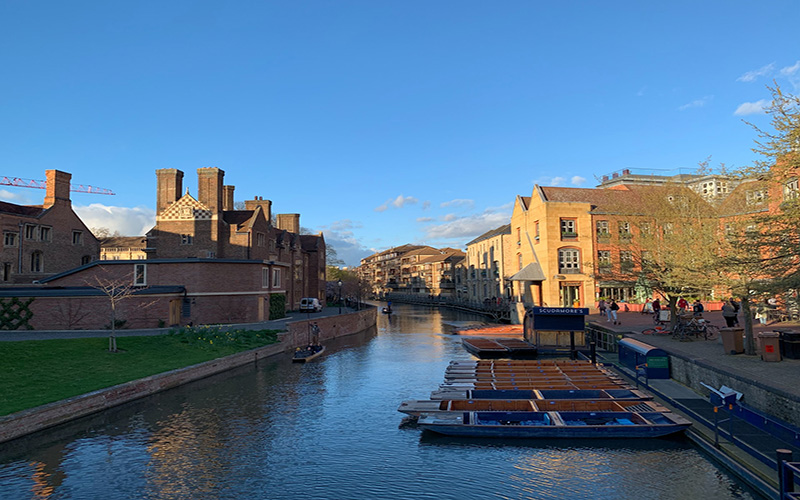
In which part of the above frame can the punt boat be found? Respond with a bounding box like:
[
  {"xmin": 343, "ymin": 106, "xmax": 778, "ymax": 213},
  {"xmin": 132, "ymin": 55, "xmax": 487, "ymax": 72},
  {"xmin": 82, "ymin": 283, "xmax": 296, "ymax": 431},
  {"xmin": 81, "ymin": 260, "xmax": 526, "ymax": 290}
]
[
  {"xmin": 292, "ymin": 344, "xmax": 325, "ymax": 363},
  {"xmin": 417, "ymin": 410, "xmax": 691, "ymax": 439},
  {"xmin": 399, "ymin": 397, "xmax": 668, "ymax": 417},
  {"xmin": 428, "ymin": 388, "xmax": 653, "ymax": 401}
]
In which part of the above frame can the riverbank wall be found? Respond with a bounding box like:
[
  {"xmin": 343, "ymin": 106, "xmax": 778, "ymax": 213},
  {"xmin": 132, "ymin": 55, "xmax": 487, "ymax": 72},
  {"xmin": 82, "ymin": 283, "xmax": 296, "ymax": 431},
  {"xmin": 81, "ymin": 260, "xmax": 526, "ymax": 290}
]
[{"xmin": 0, "ymin": 307, "xmax": 377, "ymax": 445}]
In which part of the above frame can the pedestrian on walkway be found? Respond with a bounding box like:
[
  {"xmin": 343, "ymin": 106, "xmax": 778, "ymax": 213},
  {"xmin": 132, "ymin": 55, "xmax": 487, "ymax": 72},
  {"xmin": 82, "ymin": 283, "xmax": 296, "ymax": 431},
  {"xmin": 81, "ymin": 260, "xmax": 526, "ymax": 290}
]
[
  {"xmin": 652, "ymin": 298, "xmax": 661, "ymax": 321},
  {"xmin": 721, "ymin": 300, "xmax": 737, "ymax": 327},
  {"xmin": 692, "ymin": 299, "xmax": 704, "ymax": 317},
  {"xmin": 598, "ymin": 298, "xmax": 607, "ymax": 317},
  {"xmin": 608, "ymin": 299, "xmax": 620, "ymax": 325},
  {"xmin": 677, "ymin": 297, "xmax": 689, "ymax": 315}
]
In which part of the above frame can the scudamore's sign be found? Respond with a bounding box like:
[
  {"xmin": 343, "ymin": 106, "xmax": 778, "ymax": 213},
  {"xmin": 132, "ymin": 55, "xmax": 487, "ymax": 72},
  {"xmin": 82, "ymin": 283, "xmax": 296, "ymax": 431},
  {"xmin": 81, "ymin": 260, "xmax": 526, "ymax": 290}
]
[{"xmin": 531, "ymin": 307, "xmax": 588, "ymax": 331}]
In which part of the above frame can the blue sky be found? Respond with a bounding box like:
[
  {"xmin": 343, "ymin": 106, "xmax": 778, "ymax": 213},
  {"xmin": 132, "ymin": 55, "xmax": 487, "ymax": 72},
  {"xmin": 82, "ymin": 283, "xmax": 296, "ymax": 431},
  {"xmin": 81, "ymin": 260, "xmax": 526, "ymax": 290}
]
[{"xmin": 1, "ymin": 1, "xmax": 798, "ymax": 267}]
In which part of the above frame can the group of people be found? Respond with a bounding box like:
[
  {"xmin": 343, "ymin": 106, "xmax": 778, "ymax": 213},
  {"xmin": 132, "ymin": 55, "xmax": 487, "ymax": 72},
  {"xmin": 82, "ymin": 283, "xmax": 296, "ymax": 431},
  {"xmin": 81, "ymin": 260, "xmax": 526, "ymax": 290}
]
[{"xmin": 597, "ymin": 298, "xmax": 621, "ymax": 325}]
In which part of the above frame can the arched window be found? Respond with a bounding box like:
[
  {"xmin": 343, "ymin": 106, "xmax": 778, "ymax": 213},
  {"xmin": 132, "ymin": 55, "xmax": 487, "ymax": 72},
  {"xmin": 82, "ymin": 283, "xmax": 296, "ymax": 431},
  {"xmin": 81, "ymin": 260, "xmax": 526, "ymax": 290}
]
[
  {"xmin": 558, "ymin": 248, "xmax": 580, "ymax": 274},
  {"xmin": 30, "ymin": 251, "xmax": 43, "ymax": 273}
]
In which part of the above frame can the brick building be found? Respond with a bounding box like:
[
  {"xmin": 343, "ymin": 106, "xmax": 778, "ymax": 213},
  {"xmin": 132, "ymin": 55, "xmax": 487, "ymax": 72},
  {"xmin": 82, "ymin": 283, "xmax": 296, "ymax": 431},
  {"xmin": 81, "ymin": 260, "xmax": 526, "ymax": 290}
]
[
  {"xmin": 0, "ymin": 170, "xmax": 100, "ymax": 284},
  {"xmin": 145, "ymin": 167, "xmax": 326, "ymax": 310}
]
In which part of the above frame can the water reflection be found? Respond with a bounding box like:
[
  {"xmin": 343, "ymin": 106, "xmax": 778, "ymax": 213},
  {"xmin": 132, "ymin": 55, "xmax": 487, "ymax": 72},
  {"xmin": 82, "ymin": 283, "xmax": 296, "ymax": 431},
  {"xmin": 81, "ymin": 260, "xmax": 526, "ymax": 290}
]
[{"xmin": 0, "ymin": 305, "xmax": 758, "ymax": 500}]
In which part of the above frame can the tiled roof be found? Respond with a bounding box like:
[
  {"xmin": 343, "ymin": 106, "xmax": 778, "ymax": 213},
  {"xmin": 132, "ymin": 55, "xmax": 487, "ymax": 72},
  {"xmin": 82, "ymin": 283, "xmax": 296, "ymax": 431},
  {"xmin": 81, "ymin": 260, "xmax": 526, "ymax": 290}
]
[
  {"xmin": 467, "ymin": 224, "xmax": 511, "ymax": 245},
  {"xmin": 0, "ymin": 201, "xmax": 45, "ymax": 217},
  {"xmin": 716, "ymin": 179, "xmax": 770, "ymax": 216},
  {"xmin": 222, "ymin": 210, "xmax": 255, "ymax": 227},
  {"xmin": 100, "ymin": 236, "xmax": 146, "ymax": 248}
]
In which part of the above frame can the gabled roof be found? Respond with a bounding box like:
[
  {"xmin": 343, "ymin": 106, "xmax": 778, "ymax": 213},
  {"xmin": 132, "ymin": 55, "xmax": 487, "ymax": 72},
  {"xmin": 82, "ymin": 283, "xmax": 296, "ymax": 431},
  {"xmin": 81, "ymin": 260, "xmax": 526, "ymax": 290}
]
[
  {"xmin": 300, "ymin": 234, "xmax": 324, "ymax": 251},
  {"xmin": 538, "ymin": 184, "xmax": 710, "ymax": 216},
  {"xmin": 222, "ymin": 210, "xmax": 255, "ymax": 227},
  {"xmin": 401, "ymin": 246, "xmax": 439, "ymax": 257},
  {"xmin": 716, "ymin": 179, "xmax": 770, "ymax": 217},
  {"xmin": 509, "ymin": 263, "xmax": 546, "ymax": 282}
]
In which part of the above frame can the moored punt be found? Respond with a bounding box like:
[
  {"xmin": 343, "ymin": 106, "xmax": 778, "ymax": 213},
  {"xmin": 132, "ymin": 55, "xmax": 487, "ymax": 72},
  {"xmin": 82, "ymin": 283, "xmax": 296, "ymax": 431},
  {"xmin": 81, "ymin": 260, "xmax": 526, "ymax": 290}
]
[
  {"xmin": 416, "ymin": 410, "xmax": 692, "ymax": 439},
  {"xmin": 398, "ymin": 398, "xmax": 668, "ymax": 416},
  {"xmin": 428, "ymin": 388, "xmax": 653, "ymax": 401},
  {"xmin": 461, "ymin": 338, "xmax": 509, "ymax": 359},
  {"xmin": 453, "ymin": 324, "xmax": 524, "ymax": 337}
]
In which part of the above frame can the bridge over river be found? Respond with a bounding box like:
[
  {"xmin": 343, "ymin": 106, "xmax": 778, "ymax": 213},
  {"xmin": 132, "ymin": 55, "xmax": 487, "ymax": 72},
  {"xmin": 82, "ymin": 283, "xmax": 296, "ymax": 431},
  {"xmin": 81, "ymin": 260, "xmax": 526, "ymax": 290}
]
[{"xmin": 0, "ymin": 303, "xmax": 760, "ymax": 499}]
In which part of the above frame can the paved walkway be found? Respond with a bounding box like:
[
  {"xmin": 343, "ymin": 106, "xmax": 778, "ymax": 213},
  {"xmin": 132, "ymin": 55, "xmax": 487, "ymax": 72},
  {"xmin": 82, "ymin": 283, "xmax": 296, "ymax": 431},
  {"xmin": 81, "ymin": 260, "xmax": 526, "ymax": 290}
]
[
  {"xmin": 0, "ymin": 307, "xmax": 354, "ymax": 341},
  {"xmin": 594, "ymin": 309, "xmax": 800, "ymax": 495}
]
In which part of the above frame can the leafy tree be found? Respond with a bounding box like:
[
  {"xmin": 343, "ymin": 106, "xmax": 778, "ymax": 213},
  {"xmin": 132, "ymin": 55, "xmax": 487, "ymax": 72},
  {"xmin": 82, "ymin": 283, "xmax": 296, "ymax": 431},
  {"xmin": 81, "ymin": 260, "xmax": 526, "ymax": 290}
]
[{"xmin": 591, "ymin": 184, "xmax": 719, "ymax": 327}]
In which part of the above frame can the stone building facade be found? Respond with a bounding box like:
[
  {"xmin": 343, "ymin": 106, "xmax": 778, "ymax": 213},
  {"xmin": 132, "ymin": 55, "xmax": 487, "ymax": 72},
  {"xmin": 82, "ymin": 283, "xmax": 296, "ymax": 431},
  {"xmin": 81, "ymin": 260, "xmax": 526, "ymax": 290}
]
[
  {"xmin": 464, "ymin": 224, "xmax": 512, "ymax": 303},
  {"xmin": 0, "ymin": 170, "xmax": 100, "ymax": 284}
]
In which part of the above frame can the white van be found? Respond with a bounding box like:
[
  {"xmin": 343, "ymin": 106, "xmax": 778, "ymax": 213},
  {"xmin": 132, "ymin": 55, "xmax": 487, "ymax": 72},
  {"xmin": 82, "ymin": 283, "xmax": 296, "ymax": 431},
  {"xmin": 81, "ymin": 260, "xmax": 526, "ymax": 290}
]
[{"xmin": 299, "ymin": 297, "xmax": 323, "ymax": 312}]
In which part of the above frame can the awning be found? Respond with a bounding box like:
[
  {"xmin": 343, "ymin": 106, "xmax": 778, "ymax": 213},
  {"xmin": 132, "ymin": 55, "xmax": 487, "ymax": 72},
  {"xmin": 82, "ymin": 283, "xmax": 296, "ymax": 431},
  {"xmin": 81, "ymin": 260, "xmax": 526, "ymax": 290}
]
[{"xmin": 509, "ymin": 263, "xmax": 546, "ymax": 282}]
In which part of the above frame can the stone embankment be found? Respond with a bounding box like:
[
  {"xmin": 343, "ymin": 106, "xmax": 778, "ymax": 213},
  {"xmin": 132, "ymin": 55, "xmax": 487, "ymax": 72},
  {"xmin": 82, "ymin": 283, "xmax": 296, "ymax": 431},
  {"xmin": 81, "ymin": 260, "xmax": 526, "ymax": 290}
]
[{"xmin": 0, "ymin": 307, "xmax": 377, "ymax": 444}]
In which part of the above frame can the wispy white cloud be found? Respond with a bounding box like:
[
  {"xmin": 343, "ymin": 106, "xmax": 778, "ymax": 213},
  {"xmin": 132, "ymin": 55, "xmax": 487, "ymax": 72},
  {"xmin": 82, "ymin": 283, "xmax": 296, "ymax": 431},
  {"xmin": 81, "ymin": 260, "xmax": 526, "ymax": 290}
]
[
  {"xmin": 416, "ymin": 217, "xmax": 434, "ymax": 222},
  {"xmin": 316, "ymin": 219, "xmax": 372, "ymax": 267},
  {"xmin": 374, "ymin": 194, "xmax": 418, "ymax": 212},
  {"xmin": 780, "ymin": 61, "xmax": 800, "ymax": 77},
  {"xmin": 422, "ymin": 200, "xmax": 431, "ymax": 210},
  {"xmin": 442, "ymin": 214, "xmax": 458, "ymax": 222},
  {"xmin": 74, "ymin": 204, "xmax": 156, "ymax": 236},
  {"xmin": 734, "ymin": 99, "xmax": 770, "ymax": 116},
  {"xmin": 737, "ymin": 63, "xmax": 775, "ymax": 82},
  {"xmin": 0, "ymin": 189, "xmax": 34, "ymax": 203},
  {"xmin": 422, "ymin": 210, "xmax": 511, "ymax": 242},
  {"xmin": 679, "ymin": 95, "xmax": 713, "ymax": 111},
  {"xmin": 440, "ymin": 198, "xmax": 474, "ymax": 209},
  {"xmin": 570, "ymin": 176, "xmax": 586, "ymax": 186}
]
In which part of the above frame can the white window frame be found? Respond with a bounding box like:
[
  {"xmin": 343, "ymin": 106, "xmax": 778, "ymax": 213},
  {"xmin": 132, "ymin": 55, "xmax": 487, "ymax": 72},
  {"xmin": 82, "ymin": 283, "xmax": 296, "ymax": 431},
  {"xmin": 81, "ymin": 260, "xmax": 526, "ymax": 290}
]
[
  {"xmin": 272, "ymin": 268, "xmax": 282, "ymax": 289},
  {"xmin": 134, "ymin": 263, "xmax": 147, "ymax": 286},
  {"xmin": 558, "ymin": 248, "xmax": 581, "ymax": 274}
]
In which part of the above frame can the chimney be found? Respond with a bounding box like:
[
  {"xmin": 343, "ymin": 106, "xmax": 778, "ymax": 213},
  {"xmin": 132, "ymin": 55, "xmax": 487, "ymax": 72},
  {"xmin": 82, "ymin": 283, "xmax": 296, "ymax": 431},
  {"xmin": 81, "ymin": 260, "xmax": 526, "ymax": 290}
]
[
  {"xmin": 197, "ymin": 167, "xmax": 225, "ymax": 213},
  {"xmin": 245, "ymin": 196, "xmax": 272, "ymax": 221},
  {"xmin": 156, "ymin": 169, "xmax": 184, "ymax": 214},
  {"xmin": 612, "ymin": 172, "xmax": 619, "ymax": 179},
  {"xmin": 622, "ymin": 169, "xmax": 631, "ymax": 175},
  {"xmin": 276, "ymin": 213, "xmax": 300, "ymax": 233},
  {"xmin": 223, "ymin": 185, "xmax": 235, "ymax": 211},
  {"xmin": 602, "ymin": 175, "xmax": 609, "ymax": 182},
  {"xmin": 44, "ymin": 170, "xmax": 72, "ymax": 208}
]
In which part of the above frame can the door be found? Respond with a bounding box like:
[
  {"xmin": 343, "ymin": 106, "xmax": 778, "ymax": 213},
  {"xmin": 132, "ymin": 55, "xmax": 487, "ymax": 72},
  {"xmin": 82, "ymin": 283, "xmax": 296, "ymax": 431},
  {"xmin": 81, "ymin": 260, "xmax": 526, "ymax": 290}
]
[
  {"xmin": 169, "ymin": 299, "xmax": 181, "ymax": 326},
  {"xmin": 560, "ymin": 284, "xmax": 581, "ymax": 307}
]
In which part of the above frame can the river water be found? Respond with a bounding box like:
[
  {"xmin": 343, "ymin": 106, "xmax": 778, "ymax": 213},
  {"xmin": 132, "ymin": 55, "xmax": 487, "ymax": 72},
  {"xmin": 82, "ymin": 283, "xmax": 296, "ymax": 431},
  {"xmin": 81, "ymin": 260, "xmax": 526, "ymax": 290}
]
[{"xmin": 0, "ymin": 303, "xmax": 759, "ymax": 500}]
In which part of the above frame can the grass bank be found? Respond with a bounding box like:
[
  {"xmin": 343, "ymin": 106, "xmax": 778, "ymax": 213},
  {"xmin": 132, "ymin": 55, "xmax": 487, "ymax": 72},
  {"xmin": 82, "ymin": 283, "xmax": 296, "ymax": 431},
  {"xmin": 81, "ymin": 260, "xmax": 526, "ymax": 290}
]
[{"xmin": 0, "ymin": 327, "xmax": 280, "ymax": 416}]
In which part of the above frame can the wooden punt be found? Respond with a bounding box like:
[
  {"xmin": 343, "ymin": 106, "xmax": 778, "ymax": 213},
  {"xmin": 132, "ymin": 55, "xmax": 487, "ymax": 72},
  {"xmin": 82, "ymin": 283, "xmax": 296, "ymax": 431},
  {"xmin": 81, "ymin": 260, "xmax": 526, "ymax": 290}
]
[
  {"xmin": 417, "ymin": 410, "xmax": 692, "ymax": 439},
  {"xmin": 292, "ymin": 345, "xmax": 325, "ymax": 363},
  {"xmin": 399, "ymin": 398, "xmax": 667, "ymax": 416},
  {"xmin": 429, "ymin": 388, "xmax": 653, "ymax": 401}
]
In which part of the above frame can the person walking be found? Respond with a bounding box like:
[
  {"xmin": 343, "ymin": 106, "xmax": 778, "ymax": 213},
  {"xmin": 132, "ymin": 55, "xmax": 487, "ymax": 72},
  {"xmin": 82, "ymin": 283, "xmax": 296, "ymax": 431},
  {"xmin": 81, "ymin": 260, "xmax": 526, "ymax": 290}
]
[
  {"xmin": 677, "ymin": 297, "xmax": 689, "ymax": 315},
  {"xmin": 598, "ymin": 298, "xmax": 607, "ymax": 317},
  {"xmin": 652, "ymin": 298, "xmax": 661, "ymax": 322},
  {"xmin": 721, "ymin": 300, "xmax": 737, "ymax": 327},
  {"xmin": 609, "ymin": 299, "xmax": 620, "ymax": 325}
]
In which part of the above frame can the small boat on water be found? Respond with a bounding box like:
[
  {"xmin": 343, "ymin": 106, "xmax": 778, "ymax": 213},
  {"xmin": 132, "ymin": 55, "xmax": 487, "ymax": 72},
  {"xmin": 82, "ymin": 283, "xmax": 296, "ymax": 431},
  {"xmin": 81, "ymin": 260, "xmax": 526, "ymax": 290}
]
[
  {"xmin": 453, "ymin": 324, "xmax": 524, "ymax": 337},
  {"xmin": 292, "ymin": 344, "xmax": 325, "ymax": 363},
  {"xmin": 398, "ymin": 397, "xmax": 667, "ymax": 417},
  {"xmin": 417, "ymin": 410, "xmax": 691, "ymax": 439}
]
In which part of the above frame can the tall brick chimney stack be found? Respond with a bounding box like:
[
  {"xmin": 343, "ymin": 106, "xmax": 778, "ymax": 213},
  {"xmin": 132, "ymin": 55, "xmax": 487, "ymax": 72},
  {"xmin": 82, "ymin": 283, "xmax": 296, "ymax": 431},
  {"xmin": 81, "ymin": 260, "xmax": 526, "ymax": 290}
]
[
  {"xmin": 156, "ymin": 169, "xmax": 184, "ymax": 214},
  {"xmin": 276, "ymin": 213, "xmax": 300, "ymax": 233},
  {"xmin": 197, "ymin": 167, "xmax": 225, "ymax": 213},
  {"xmin": 223, "ymin": 185, "xmax": 235, "ymax": 211},
  {"xmin": 43, "ymin": 170, "xmax": 72, "ymax": 209},
  {"xmin": 245, "ymin": 196, "xmax": 272, "ymax": 222}
]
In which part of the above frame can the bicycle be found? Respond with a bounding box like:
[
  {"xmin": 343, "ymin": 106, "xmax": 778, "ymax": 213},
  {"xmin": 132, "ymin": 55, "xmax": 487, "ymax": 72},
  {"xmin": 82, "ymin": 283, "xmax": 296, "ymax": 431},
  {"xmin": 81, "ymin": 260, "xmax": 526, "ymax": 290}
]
[
  {"xmin": 672, "ymin": 316, "xmax": 718, "ymax": 341},
  {"xmin": 641, "ymin": 325, "xmax": 670, "ymax": 335}
]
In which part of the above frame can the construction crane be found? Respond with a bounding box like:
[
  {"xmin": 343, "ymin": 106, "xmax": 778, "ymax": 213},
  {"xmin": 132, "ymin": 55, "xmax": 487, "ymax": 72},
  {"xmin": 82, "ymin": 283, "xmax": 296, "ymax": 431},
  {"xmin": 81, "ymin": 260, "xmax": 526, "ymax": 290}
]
[{"xmin": 0, "ymin": 176, "xmax": 115, "ymax": 195}]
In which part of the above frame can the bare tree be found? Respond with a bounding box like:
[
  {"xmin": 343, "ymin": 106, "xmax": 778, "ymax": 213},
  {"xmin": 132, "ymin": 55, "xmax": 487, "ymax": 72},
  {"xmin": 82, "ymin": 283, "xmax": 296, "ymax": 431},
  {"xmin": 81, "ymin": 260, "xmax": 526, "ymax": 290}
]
[{"xmin": 86, "ymin": 267, "xmax": 147, "ymax": 352}]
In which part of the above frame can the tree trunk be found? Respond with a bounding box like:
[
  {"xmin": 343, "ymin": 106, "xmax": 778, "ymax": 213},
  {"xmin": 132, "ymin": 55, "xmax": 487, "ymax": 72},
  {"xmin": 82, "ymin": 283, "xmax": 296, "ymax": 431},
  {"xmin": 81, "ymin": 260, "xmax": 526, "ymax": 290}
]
[
  {"xmin": 109, "ymin": 303, "xmax": 117, "ymax": 353},
  {"xmin": 741, "ymin": 297, "xmax": 756, "ymax": 355}
]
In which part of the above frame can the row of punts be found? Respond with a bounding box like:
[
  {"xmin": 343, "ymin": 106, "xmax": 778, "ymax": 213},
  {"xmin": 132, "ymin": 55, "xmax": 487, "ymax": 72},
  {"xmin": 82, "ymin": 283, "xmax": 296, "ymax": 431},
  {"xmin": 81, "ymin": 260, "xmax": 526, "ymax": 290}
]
[{"xmin": 400, "ymin": 359, "xmax": 691, "ymax": 439}]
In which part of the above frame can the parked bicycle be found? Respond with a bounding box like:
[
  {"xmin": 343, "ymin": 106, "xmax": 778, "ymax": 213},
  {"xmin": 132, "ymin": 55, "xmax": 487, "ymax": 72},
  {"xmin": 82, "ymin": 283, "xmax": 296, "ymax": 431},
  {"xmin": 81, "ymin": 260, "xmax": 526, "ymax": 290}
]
[{"xmin": 642, "ymin": 316, "xmax": 718, "ymax": 341}]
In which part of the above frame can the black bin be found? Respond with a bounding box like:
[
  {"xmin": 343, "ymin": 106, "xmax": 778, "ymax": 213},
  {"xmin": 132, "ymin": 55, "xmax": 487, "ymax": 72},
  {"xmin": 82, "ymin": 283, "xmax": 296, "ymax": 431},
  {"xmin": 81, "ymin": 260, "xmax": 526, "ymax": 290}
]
[{"xmin": 776, "ymin": 330, "xmax": 800, "ymax": 360}]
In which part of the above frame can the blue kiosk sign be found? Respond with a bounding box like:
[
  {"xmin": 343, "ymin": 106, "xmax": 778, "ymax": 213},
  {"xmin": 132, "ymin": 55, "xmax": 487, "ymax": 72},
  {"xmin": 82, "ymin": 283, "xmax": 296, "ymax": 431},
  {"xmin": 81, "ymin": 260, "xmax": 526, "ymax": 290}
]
[{"xmin": 531, "ymin": 307, "xmax": 589, "ymax": 331}]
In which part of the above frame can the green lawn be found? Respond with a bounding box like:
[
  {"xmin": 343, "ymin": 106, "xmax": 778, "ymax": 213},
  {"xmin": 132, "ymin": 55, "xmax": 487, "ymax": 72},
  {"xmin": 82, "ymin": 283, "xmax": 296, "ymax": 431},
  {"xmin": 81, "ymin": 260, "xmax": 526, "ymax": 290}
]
[{"xmin": 0, "ymin": 327, "xmax": 280, "ymax": 416}]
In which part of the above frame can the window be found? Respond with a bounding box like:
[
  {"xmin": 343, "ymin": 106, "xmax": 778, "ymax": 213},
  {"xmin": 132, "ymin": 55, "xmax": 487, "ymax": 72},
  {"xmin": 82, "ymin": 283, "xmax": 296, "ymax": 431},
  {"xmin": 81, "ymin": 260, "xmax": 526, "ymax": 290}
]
[
  {"xmin": 558, "ymin": 248, "xmax": 580, "ymax": 274},
  {"xmin": 272, "ymin": 268, "xmax": 282, "ymax": 289},
  {"xmin": 30, "ymin": 251, "xmax": 43, "ymax": 273},
  {"xmin": 785, "ymin": 179, "xmax": 799, "ymax": 200},
  {"xmin": 560, "ymin": 219, "xmax": 576, "ymax": 237},
  {"xmin": 517, "ymin": 253, "xmax": 523, "ymax": 272},
  {"xmin": 181, "ymin": 234, "xmax": 193, "ymax": 245},
  {"xmin": 620, "ymin": 251, "xmax": 633, "ymax": 272},
  {"xmin": 2, "ymin": 263, "xmax": 10, "ymax": 282},
  {"xmin": 596, "ymin": 220, "xmax": 609, "ymax": 237},
  {"xmin": 641, "ymin": 250, "xmax": 651, "ymax": 266},
  {"xmin": 640, "ymin": 221, "xmax": 652, "ymax": 235},
  {"xmin": 3, "ymin": 232, "xmax": 17, "ymax": 247},
  {"xmin": 39, "ymin": 226, "xmax": 52, "ymax": 242},
  {"xmin": 81, "ymin": 255, "xmax": 91, "ymax": 265},
  {"xmin": 746, "ymin": 189, "xmax": 767, "ymax": 205},
  {"xmin": 134, "ymin": 264, "xmax": 146, "ymax": 286},
  {"xmin": 263, "ymin": 268, "xmax": 269, "ymax": 288},
  {"xmin": 25, "ymin": 225, "xmax": 37, "ymax": 240},
  {"xmin": 72, "ymin": 231, "xmax": 83, "ymax": 245},
  {"xmin": 534, "ymin": 221, "xmax": 540, "ymax": 240},
  {"xmin": 257, "ymin": 232, "xmax": 266, "ymax": 247},
  {"xmin": 516, "ymin": 227, "xmax": 522, "ymax": 245},
  {"xmin": 662, "ymin": 222, "xmax": 674, "ymax": 235},
  {"xmin": 618, "ymin": 221, "xmax": 631, "ymax": 238},
  {"xmin": 597, "ymin": 250, "xmax": 611, "ymax": 266}
]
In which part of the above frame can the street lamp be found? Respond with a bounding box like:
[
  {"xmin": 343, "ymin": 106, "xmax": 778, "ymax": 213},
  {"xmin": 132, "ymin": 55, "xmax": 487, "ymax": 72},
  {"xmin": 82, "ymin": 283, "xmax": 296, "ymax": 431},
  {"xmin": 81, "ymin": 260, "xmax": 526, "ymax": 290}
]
[{"xmin": 337, "ymin": 279, "xmax": 343, "ymax": 314}]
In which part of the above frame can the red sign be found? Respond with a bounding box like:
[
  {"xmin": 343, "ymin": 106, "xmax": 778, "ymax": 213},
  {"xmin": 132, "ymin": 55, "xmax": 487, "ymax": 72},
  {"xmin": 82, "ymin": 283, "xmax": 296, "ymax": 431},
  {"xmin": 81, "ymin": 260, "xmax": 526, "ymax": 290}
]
[{"xmin": 765, "ymin": 345, "xmax": 774, "ymax": 353}]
